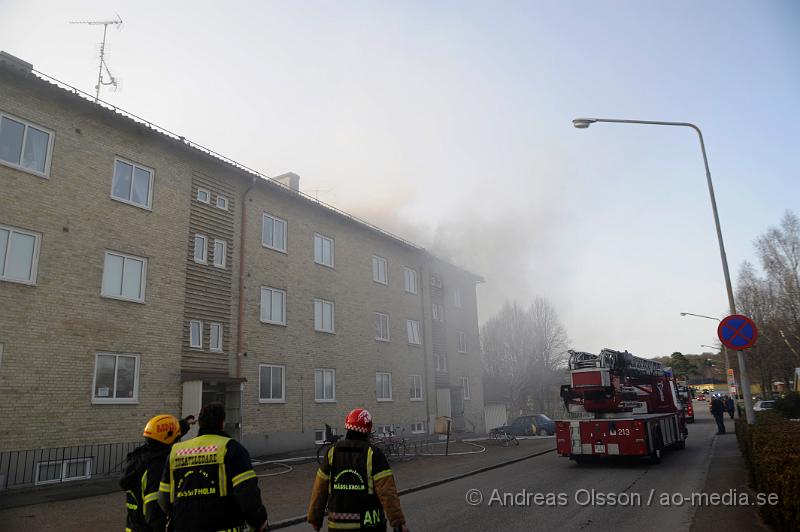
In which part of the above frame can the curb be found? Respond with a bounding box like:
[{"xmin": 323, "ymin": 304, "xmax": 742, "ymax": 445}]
[{"xmin": 269, "ymin": 445, "xmax": 555, "ymax": 529}]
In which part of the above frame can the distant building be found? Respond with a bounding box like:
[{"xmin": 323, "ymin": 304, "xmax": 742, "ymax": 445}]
[{"xmin": 0, "ymin": 52, "xmax": 484, "ymax": 488}]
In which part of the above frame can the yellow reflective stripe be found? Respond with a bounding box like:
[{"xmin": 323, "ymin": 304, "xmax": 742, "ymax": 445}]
[
  {"xmin": 143, "ymin": 492, "xmax": 159, "ymax": 504},
  {"xmin": 159, "ymin": 481, "xmax": 170, "ymax": 493},
  {"xmin": 231, "ymin": 469, "xmax": 256, "ymax": 487},
  {"xmin": 126, "ymin": 502, "xmax": 138, "ymax": 510},
  {"xmin": 219, "ymin": 462, "xmax": 227, "ymax": 497},
  {"xmin": 327, "ymin": 446, "xmax": 335, "ymax": 495},
  {"xmin": 373, "ymin": 469, "xmax": 393, "ymax": 481},
  {"xmin": 367, "ymin": 447, "xmax": 374, "ymax": 495},
  {"xmin": 126, "ymin": 528, "xmax": 133, "ymax": 532},
  {"xmin": 316, "ymin": 468, "xmax": 330, "ymax": 481},
  {"xmin": 328, "ymin": 522, "xmax": 361, "ymax": 529}
]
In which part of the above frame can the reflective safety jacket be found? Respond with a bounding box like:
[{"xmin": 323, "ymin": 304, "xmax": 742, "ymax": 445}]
[
  {"xmin": 307, "ymin": 438, "xmax": 406, "ymax": 530},
  {"xmin": 158, "ymin": 430, "xmax": 268, "ymax": 532},
  {"xmin": 120, "ymin": 442, "xmax": 171, "ymax": 532}
]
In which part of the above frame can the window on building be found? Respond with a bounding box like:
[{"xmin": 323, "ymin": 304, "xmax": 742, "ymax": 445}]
[
  {"xmin": 189, "ymin": 320, "xmax": 203, "ymax": 349},
  {"xmin": 216, "ymin": 195, "xmax": 229, "ymax": 210},
  {"xmin": 407, "ymin": 320, "xmax": 421, "ymax": 345},
  {"xmin": 193, "ymin": 234, "xmax": 207, "ymax": 264},
  {"xmin": 0, "ymin": 224, "xmax": 41, "ymax": 285},
  {"xmin": 0, "ymin": 112, "xmax": 53, "ymax": 176},
  {"xmin": 262, "ymin": 213, "xmax": 287, "ymax": 252},
  {"xmin": 35, "ymin": 458, "xmax": 92, "ymax": 485},
  {"xmin": 457, "ymin": 331, "xmax": 467, "ymax": 353},
  {"xmin": 92, "ymin": 352, "xmax": 138, "ymax": 403},
  {"xmin": 435, "ymin": 352, "xmax": 448, "ymax": 372},
  {"xmin": 314, "ymin": 233, "xmax": 334, "ymax": 267},
  {"xmin": 432, "ymin": 303, "xmax": 445, "ymax": 322},
  {"xmin": 260, "ymin": 287, "xmax": 286, "ymax": 325},
  {"xmin": 404, "ymin": 267, "xmax": 417, "ymax": 294},
  {"xmin": 376, "ymin": 372, "xmax": 392, "ymax": 401},
  {"xmin": 196, "ymin": 188, "xmax": 210, "ymax": 203},
  {"xmin": 410, "ymin": 375, "xmax": 423, "ymax": 401},
  {"xmin": 376, "ymin": 425, "xmax": 393, "ymax": 435},
  {"xmin": 430, "ymin": 273, "xmax": 442, "ymax": 288},
  {"xmin": 411, "ymin": 422, "xmax": 425, "ymax": 434},
  {"xmin": 101, "ymin": 251, "xmax": 146, "ymax": 303},
  {"xmin": 372, "ymin": 255, "xmax": 388, "ymax": 284},
  {"xmin": 213, "ymin": 239, "xmax": 226, "ymax": 268},
  {"xmin": 259, "ymin": 364, "xmax": 285, "ymax": 403},
  {"xmin": 314, "ymin": 299, "xmax": 335, "ymax": 333},
  {"xmin": 111, "ymin": 158, "xmax": 153, "ymax": 209},
  {"xmin": 315, "ymin": 368, "xmax": 336, "ymax": 402},
  {"xmin": 454, "ymin": 287, "xmax": 462, "ymax": 308},
  {"xmin": 461, "ymin": 376, "xmax": 471, "ymax": 400},
  {"xmin": 374, "ymin": 312, "xmax": 390, "ymax": 341},
  {"xmin": 209, "ymin": 323, "xmax": 223, "ymax": 352}
]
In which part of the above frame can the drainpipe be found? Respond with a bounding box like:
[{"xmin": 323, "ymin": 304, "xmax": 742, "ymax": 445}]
[
  {"xmin": 236, "ymin": 177, "xmax": 258, "ymax": 379},
  {"xmin": 419, "ymin": 257, "xmax": 432, "ymax": 432}
]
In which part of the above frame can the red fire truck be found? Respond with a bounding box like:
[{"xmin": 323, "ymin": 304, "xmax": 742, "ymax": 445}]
[{"xmin": 556, "ymin": 349, "xmax": 687, "ymax": 464}]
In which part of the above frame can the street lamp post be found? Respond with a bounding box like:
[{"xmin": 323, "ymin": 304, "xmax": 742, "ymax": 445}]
[
  {"xmin": 681, "ymin": 312, "xmax": 740, "ymax": 402},
  {"xmin": 574, "ymin": 117, "xmax": 755, "ymax": 424}
]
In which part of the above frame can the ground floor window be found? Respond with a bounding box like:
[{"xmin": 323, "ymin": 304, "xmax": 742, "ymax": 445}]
[{"xmin": 35, "ymin": 458, "xmax": 92, "ymax": 485}]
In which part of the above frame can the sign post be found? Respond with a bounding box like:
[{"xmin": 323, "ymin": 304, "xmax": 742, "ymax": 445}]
[{"xmin": 718, "ymin": 314, "xmax": 758, "ymax": 422}]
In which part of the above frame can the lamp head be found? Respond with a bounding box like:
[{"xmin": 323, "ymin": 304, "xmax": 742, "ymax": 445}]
[{"xmin": 572, "ymin": 118, "xmax": 596, "ymax": 129}]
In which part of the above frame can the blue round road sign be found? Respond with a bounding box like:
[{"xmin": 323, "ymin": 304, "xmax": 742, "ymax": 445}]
[{"xmin": 718, "ymin": 314, "xmax": 758, "ymax": 351}]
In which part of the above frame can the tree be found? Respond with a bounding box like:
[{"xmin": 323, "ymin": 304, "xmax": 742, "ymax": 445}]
[
  {"xmin": 669, "ymin": 352, "xmax": 695, "ymax": 379},
  {"xmin": 481, "ymin": 298, "xmax": 569, "ymax": 416}
]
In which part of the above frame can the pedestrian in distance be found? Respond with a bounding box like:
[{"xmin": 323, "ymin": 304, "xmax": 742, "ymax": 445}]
[
  {"xmin": 307, "ymin": 408, "xmax": 409, "ymax": 531},
  {"xmin": 158, "ymin": 403, "xmax": 269, "ymax": 532},
  {"xmin": 120, "ymin": 414, "xmax": 195, "ymax": 532},
  {"xmin": 710, "ymin": 395, "xmax": 726, "ymax": 434},
  {"xmin": 725, "ymin": 395, "xmax": 735, "ymax": 420}
]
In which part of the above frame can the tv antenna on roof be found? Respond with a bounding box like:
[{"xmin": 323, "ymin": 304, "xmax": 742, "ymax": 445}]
[{"xmin": 70, "ymin": 14, "xmax": 123, "ymax": 102}]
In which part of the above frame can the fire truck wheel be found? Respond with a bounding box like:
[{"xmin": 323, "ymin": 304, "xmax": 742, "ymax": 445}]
[
  {"xmin": 675, "ymin": 438, "xmax": 686, "ymax": 450},
  {"xmin": 648, "ymin": 430, "xmax": 664, "ymax": 464}
]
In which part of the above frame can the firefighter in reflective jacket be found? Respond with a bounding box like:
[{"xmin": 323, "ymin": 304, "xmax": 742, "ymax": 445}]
[
  {"xmin": 307, "ymin": 408, "xmax": 409, "ymax": 531},
  {"xmin": 158, "ymin": 403, "xmax": 269, "ymax": 532},
  {"xmin": 121, "ymin": 414, "xmax": 193, "ymax": 532}
]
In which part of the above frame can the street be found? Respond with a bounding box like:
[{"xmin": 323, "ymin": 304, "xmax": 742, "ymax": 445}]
[{"xmin": 284, "ymin": 404, "xmax": 743, "ymax": 532}]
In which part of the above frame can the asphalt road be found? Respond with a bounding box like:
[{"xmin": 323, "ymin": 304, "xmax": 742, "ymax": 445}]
[{"xmin": 284, "ymin": 403, "xmax": 729, "ymax": 532}]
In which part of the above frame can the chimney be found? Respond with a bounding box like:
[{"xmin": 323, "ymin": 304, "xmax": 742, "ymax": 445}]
[
  {"xmin": 273, "ymin": 172, "xmax": 300, "ymax": 192},
  {"xmin": 0, "ymin": 51, "xmax": 33, "ymax": 73}
]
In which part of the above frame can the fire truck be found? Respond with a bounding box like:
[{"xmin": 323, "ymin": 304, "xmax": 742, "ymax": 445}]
[{"xmin": 556, "ymin": 348, "xmax": 688, "ymax": 464}]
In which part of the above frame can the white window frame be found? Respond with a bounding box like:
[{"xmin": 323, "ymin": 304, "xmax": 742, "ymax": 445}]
[
  {"xmin": 260, "ymin": 287, "xmax": 287, "ymax": 326},
  {"xmin": 196, "ymin": 187, "xmax": 211, "ymax": 204},
  {"xmin": 372, "ymin": 255, "xmax": 388, "ymax": 285},
  {"xmin": 91, "ymin": 352, "xmax": 140, "ymax": 404},
  {"xmin": 110, "ymin": 157, "xmax": 154, "ymax": 210},
  {"xmin": 213, "ymin": 239, "xmax": 226, "ymax": 268},
  {"xmin": 216, "ymin": 195, "xmax": 229, "ymax": 210},
  {"xmin": 457, "ymin": 331, "xmax": 467, "ymax": 353},
  {"xmin": 435, "ymin": 352, "xmax": 448, "ymax": 372},
  {"xmin": 194, "ymin": 234, "xmax": 208, "ymax": 264},
  {"xmin": 430, "ymin": 273, "xmax": 442, "ymax": 288},
  {"xmin": 314, "ymin": 368, "xmax": 336, "ymax": 402},
  {"xmin": 454, "ymin": 287, "xmax": 462, "ymax": 308},
  {"xmin": 314, "ymin": 298, "xmax": 335, "ymax": 333},
  {"xmin": 406, "ymin": 319, "xmax": 421, "ymax": 345},
  {"xmin": 376, "ymin": 372, "xmax": 393, "ymax": 402},
  {"xmin": 313, "ymin": 233, "xmax": 335, "ymax": 268},
  {"xmin": 258, "ymin": 363, "xmax": 286, "ymax": 403},
  {"xmin": 0, "ymin": 111, "xmax": 54, "ymax": 178},
  {"xmin": 376, "ymin": 425, "xmax": 392, "ymax": 436},
  {"xmin": 101, "ymin": 250, "xmax": 147, "ymax": 303},
  {"xmin": 404, "ymin": 267, "xmax": 418, "ymax": 294},
  {"xmin": 209, "ymin": 322, "xmax": 223, "ymax": 352},
  {"xmin": 314, "ymin": 428, "xmax": 326, "ymax": 444},
  {"xmin": 410, "ymin": 374, "xmax": 423, "ymax": 401},
  {"xmin": 411, "ymin": 422, "xmax": 425, "ymax": 434},
  {"xmin": 374, "ymin": 312, "xmax": 390, "ymax": 342},
  {"xmin": 0, "ymin": 223, "xmax": 41, "ymax": 285},
  {"xmin": 432, "ymin": 303, "xmax": 445, "ymax": 322},
  {"xmin": 461, "ymin": 376, "xmax": 471, "ymax": 400},
  {"xmin": 34, "ymin": 458, "xmax": 92, "ymax": 486},
  {"xmin": 262, "ymin": 212, "xmax": 287, "ymax": 253},
  {"xmin": 189, "ymin": 320, "xmax": 203, "ymax": 349}
]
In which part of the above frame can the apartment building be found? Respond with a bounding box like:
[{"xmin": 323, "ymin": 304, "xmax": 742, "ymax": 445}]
[{"xmin": 0, "ymin": 52, "xmax": 483, "ymax": 487}]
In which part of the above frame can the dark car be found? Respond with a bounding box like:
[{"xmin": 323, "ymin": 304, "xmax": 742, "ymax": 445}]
[{"xmin": 499, "ymin": 414, "xmax": 555, "ymax": 436}]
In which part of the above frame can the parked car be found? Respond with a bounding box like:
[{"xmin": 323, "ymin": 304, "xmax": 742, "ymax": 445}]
[
  {"xmin": 753, "ymin": 400, "xmax": 775, "ymax": 411},
  {"xmin": 497, "ymin": 414, "xmax": 555, "ymax": 436}
]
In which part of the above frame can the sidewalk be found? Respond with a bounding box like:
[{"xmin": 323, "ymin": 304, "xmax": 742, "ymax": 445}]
[
  {"xmin": 0, "ymin": 437, "xmax": 554, "ymax": 531},
  {"xmin": 690, "ymin": 432, "xmax": 770, "ymax": 532}
]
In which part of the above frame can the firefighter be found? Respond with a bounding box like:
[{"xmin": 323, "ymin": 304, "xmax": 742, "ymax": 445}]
[
  {"xmin": 120, "ymin": 414, "xmax": 193, "ymax": 532},
  {"xmin": 158, "ymin": 403, "xmax": 269, "ymax": 532},
  {"xmin": 307, "ymin": 408, "xmax": 409, "ymax": 531}
]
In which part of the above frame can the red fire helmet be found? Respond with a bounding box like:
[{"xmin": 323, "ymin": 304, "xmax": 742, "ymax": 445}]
[{"xmin": 344, "ymin": 408, "xmax": 373, "ymax": 434}]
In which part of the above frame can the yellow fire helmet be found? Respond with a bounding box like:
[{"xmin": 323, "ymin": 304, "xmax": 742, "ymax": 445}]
[{"xmin": 143, "ymin": 414, "xmax": 181, "ymax": 445}]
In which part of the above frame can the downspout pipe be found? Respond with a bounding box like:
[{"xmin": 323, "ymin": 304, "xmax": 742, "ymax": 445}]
[{"xmin": 236, "ymin": 177, "xmax": 258, "ymax": 379}]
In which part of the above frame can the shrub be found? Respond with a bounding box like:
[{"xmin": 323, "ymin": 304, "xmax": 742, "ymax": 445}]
[
  {"xmin": 736, "ymin": 412, "xmax": 800, "ymax": 531},
  {"xmin": 773, "ymin": 392, "xmax": 800, "ymax": 419}
]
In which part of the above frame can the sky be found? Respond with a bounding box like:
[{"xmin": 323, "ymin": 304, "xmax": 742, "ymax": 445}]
[{"xmin": 2, "ymin": 0, "xmax": 798, "ymax": 357}]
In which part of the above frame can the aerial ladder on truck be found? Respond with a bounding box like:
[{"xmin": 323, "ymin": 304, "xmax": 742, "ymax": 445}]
[{"xmin": 556, "ymin": 348, "xmax": 688, "ymax": 464}]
